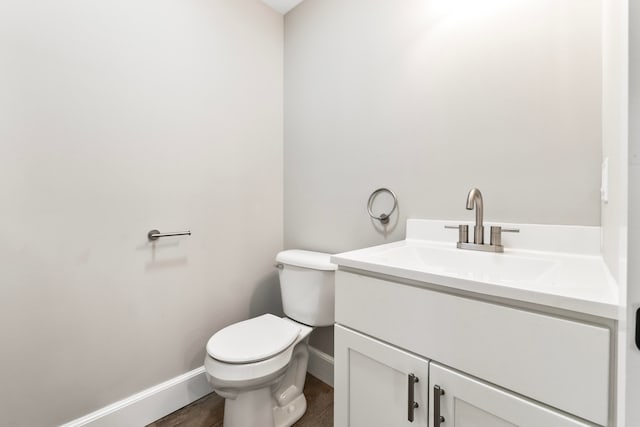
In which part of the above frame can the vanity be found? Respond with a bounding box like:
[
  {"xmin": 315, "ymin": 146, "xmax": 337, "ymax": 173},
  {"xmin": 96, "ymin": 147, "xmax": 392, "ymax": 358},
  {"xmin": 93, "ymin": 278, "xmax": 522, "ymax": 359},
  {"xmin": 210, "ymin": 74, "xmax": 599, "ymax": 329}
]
[{"xmin": 331, "ymin": 219, "xmax": 619, "ymax": 427}]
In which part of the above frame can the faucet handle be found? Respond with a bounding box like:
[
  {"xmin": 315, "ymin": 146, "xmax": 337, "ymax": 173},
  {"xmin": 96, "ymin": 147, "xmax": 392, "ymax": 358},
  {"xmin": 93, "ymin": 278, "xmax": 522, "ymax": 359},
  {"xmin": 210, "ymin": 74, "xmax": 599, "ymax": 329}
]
[
  {"xmin": 489, "ymin": 226, "xmax": 520, "ymax": 247},
  {"xmin": 458, "ymin": 225, "xmax": 469, "ymax": 244},
  {"xmin": 444, "ymin": 224, "xmax": 469, "ymax": 243},
  {"xmin": 501, "ymin": 228, "xmax": 520, "ymax": 233}
]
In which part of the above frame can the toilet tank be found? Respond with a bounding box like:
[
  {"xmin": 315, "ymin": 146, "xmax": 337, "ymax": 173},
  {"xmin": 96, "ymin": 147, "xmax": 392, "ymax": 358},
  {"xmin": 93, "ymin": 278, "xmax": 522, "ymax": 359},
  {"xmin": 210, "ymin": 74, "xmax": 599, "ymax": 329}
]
[{"xmin": 275, "ymin": 250, "xmax": 337, "ymax": 327}]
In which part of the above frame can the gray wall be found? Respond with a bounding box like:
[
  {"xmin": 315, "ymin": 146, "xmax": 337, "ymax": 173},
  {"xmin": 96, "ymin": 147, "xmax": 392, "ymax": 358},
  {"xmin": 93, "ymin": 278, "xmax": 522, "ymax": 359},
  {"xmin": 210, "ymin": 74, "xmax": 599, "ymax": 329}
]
[
  {"xmin": 0, "ymin": 1, "xmax": 283, "ymax": 425},
  {"xmin": 284, "ymin": 0, "xmax": 603, "ymax": 354}
]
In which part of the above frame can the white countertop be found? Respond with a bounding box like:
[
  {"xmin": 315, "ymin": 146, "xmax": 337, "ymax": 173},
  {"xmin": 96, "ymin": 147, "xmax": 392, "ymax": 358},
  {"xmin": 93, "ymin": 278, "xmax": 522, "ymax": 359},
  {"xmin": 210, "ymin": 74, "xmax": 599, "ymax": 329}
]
[{"xmin": 331, "ymin": 220, "xmax": 620, "ymax": 319}]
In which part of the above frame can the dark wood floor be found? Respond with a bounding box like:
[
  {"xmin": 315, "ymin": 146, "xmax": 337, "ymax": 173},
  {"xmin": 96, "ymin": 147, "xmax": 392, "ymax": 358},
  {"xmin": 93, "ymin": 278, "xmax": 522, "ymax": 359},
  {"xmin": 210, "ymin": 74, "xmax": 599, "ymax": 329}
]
[{"xmin": 147, "ymin": 374, "xmax": 333, "ymax": 427}]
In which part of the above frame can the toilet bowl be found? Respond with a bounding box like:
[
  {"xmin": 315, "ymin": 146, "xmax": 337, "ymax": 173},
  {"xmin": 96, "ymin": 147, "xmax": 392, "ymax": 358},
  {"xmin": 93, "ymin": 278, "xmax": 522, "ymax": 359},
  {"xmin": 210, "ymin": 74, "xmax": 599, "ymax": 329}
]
[{"xmin": 204, "ymin": 250, "xmax": 336, "ymax": 427}]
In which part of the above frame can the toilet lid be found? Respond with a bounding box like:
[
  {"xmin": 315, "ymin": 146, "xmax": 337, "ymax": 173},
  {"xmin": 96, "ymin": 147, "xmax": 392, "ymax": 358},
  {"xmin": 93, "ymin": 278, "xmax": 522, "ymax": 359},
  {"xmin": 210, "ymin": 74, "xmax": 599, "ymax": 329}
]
[{"xmin": 206, "ymin": 314, "xmax": 301, "ymax": 364}]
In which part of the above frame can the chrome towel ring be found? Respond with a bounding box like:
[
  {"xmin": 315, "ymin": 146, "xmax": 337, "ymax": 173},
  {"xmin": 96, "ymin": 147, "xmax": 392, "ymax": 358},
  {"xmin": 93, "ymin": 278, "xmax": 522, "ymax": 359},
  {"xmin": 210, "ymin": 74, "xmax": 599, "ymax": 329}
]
[{"xmin": 367, "ymin": 188, "xmax": 398, "ymax": 225}]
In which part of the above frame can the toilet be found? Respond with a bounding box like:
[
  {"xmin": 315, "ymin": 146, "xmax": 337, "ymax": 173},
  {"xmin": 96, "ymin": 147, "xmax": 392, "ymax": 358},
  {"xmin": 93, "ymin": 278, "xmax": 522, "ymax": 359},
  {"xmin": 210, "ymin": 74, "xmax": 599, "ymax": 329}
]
[{"xmin": 204, "ymin": 250, "xmax": 336, "ymax": 427}]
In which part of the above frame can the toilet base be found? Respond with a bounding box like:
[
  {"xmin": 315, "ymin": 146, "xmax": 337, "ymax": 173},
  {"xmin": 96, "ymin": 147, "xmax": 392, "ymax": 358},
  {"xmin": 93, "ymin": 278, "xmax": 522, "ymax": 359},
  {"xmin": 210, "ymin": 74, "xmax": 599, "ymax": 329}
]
[
  {"xmin": 221, "ymin": 387, "xmax": 307, "ymax": 427},
  {"xmin": 223, "ymin": 387, "xmax": 274, "ymax": 427},
  {"xmin": 273, "ymin": 393, "xmax": 307, "ymax": 427}
]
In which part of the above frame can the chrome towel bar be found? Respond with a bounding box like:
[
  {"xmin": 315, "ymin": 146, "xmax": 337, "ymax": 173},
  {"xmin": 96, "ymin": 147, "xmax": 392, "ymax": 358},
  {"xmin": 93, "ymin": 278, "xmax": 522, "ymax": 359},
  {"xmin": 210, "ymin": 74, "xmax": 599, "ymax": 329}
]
[{"xmin": 147, "ymin": 229, "xmax": 191, "ymax": 241}]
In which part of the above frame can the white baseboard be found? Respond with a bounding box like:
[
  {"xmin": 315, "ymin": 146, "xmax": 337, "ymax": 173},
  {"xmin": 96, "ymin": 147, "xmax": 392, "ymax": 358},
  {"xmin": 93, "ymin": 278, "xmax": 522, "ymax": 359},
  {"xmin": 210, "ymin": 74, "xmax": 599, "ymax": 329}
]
[
  {"xmin": 60, "ymin": 348, "xmax": 333, "ymax": 427},
  {"xmin": 307, "ymin": 346, "xmax": 334, "ymax": 387},
  {"xmin": 61, "ymin": 366, "xmax": 214, "ymax": 427}
]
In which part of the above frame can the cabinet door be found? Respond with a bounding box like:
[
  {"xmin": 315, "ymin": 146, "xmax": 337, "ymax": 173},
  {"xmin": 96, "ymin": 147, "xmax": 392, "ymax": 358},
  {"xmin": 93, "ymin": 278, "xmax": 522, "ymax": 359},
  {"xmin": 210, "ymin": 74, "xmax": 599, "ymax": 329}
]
[
  {"xmin": 334, "ymin": 325, "xmax": 430, "ymax": 427},
  {"xmin": 429, "ymin": 363, "xmax": 595, "ymax": 427}
]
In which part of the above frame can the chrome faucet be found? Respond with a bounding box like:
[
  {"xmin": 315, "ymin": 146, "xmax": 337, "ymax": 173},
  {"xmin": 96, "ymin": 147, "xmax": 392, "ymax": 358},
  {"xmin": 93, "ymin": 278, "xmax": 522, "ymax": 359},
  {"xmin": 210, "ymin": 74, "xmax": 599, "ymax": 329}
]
[
  {"xmin": 444, "ymin": 188, "xmax": 520, "ymax": 253},
  {"xmin": 465, "ymin": 188, "xmax": 484, "ymax": 244}
]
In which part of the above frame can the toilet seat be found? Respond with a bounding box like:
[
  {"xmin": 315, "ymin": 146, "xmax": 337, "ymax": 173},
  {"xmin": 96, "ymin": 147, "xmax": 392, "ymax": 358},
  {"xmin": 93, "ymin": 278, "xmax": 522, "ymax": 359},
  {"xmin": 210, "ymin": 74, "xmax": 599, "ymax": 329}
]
[
  {"xmin": 205, "ymin": 344, "xmax": 295, "ymax": 383},
  {"xmin": 207, "ymin": 314, "xmax": 301, "ymax": 363},
  {"xmin": 205, "ymin": 315, "xmax": 313, "ymax": 383}
]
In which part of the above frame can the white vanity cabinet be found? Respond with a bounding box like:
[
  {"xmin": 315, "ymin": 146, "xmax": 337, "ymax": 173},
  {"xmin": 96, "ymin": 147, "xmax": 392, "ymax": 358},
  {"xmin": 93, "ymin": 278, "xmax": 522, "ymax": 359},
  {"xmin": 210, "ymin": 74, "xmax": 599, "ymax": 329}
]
[
  {"xmin": 334, "ymin": 325, "xmax": 430, "ymax": 426},
  {"xmin": 334, "ymin": 270, "xmax": 612, "ymax": 427}
]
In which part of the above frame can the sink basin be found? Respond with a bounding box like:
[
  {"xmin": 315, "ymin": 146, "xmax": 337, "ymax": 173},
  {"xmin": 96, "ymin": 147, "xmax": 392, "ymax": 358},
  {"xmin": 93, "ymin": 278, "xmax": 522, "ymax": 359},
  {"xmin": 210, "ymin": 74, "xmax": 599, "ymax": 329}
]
[{"xmin": 372, "ymin": 244, "xmax": 557, "ymax": 284}]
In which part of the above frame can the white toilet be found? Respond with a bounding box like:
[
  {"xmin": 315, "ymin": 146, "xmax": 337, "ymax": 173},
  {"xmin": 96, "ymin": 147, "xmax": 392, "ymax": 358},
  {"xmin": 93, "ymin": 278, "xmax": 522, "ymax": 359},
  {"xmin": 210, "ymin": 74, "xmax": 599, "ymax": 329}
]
[{"xmin": 204, "ymin": 250, "xmax": 336, "ymax": 427}]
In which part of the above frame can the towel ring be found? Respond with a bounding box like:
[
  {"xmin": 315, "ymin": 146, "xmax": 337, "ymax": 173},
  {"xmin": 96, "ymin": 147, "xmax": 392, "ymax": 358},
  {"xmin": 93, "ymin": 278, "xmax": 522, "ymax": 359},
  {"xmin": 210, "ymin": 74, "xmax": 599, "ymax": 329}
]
[{"xmin": 367, "ymin": 188, "xmax": 398, "ymax": 225}]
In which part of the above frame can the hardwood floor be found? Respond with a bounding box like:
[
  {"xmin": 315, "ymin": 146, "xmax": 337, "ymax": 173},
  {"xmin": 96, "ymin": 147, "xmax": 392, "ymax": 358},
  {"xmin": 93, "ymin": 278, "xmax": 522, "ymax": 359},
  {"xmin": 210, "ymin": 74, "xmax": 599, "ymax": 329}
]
[{"xmin": 147, "ymin": 374, "xmax": 333, "ymax": 427}]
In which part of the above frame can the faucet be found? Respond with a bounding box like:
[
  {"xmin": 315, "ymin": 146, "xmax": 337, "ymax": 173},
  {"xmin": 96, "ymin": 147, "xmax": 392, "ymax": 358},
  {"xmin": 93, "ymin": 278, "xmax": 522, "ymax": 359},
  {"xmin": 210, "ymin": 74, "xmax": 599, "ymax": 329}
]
[
  {"xmin": 465, "ymin": 188, "xmax": 484, "ymax": 244},
  {"xmin": 444, "ymin": 187, "xmax": 520, "ymax": 252}
]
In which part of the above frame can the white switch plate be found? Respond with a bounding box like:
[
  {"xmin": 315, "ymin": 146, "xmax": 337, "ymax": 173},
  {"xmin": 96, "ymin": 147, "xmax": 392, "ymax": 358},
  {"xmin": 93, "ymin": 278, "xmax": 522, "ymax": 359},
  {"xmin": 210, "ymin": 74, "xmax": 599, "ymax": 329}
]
[{"xmin": 601, "ymin": 157, "xmax": 609, "ymax": 203}]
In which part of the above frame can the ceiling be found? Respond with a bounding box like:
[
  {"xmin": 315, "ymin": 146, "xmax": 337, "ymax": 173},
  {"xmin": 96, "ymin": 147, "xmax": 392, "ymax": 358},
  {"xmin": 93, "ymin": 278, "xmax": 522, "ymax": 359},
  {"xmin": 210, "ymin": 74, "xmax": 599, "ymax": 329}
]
[{"xmin": 261, "ymin": 0, "xmax": 305, "ymax": 15}]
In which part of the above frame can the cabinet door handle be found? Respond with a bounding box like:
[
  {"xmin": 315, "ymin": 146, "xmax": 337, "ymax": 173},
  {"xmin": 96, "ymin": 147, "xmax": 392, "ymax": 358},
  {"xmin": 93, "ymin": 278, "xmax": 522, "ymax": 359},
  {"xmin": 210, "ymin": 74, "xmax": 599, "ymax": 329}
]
[
  {"xmin": 636, "ymin": 308, "xmax": 640, "ymax": 351},
  {"xmin": 407, "ymin": 373, "xmax": 419, "ymax": 422},
  {"xmin": 434, "ymin": 385, "xmax": 445, "ymax": 426}
]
